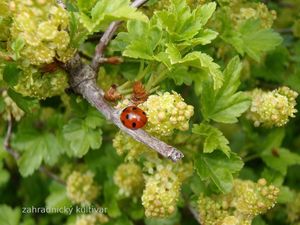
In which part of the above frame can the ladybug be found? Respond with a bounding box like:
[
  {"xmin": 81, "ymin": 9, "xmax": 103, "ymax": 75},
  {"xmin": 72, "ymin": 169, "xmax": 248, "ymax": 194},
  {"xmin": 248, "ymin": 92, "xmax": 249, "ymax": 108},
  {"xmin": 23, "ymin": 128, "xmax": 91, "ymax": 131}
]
[{"xmin": 120, "ymin": 106, "xmax": 147, "ymax": 130}]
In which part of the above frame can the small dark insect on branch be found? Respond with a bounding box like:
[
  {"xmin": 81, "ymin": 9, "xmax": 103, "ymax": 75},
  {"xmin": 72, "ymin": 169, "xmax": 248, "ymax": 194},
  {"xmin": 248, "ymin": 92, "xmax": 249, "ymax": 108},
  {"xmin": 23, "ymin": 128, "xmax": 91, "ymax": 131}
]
[{"xmin": 271, "ymin": 148, "xmax": 280, "ymax": 157}]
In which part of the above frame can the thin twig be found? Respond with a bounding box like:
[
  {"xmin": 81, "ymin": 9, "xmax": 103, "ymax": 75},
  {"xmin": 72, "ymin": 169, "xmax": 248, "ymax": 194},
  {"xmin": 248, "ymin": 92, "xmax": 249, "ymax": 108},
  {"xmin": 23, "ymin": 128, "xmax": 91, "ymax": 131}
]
[
  {"xmin": 91, "ymin": 21, "xmax": 122, "ymax": 71},
  {"xmin": 56, "ymin": 0, "xmax": 66, "ymax": 9},
  {"xmin": 3, "ymin": 117, "xmax": 19, "ymax": 159},
  {"xmin": 91, "ymin": 0, "xmax": 149, "ymax": 71},
  {"xmin": 39, "ymin": 166, "xmax": 65, "ymax": 185},
  {"xmin": 188, "ymin": 204, "xmax": 201, "ymax": 224},
  {"xmin": 278, "ymin": 2, "xmax": 294, "ymax": 8},
  {"xmin": 276, "ymin": 28, "xmax": 293, "ymax": 34}
]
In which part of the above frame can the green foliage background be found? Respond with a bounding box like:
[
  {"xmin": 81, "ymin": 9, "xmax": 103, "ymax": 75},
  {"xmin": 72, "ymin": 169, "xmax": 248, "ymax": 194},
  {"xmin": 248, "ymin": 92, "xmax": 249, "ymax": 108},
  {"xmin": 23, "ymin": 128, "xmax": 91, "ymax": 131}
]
[{"xmin": 1, "ymin": 0, "xmax": 300, "ymax": 224}]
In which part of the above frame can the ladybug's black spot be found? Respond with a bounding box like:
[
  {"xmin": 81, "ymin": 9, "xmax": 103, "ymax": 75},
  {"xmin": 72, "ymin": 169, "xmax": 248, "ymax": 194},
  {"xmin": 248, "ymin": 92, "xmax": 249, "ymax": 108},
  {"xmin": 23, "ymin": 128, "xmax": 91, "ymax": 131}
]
[
  {"xmin": 132, "ymin": 122, "xmax": 136, "ymax": 128},
  {"xmin": 121, "ymin": 120, "xmax": 125, "ymax": 124},
  {"xmin": 132, "ymin": 107, "xmax": 137, "ymax": 110},
  {"xmin": 142, "ymin": 112, "xmax": 146, "ymax": 115},
  {"xmin": 125, "ymin": 114, "xmax": 129, "ymax": 119}
]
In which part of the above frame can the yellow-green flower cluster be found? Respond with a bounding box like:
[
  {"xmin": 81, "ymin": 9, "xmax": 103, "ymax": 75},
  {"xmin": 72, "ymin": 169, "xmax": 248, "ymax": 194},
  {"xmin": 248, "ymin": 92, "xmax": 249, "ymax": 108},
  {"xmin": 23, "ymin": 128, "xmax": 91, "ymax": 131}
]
[
  {"xmin": 113, "ymin": 163, "xmax": 144, "ymax": 197},
  {"xmin": 198, "ymin": 178, "xmax": 280, "ymax": 225},
  {"xmin": 233, "ymin": 3, "xmax": 276, "ymax": 29},
  {"xmin": 287, "ymin": 192, "xmax": 300, "ymax": 224},
  {"xmin": 1, "ymin": 90, "xmax": 24, "ymax": 121},
  {"xmin": 14, "ymin": 68, "xmax": 68, "ymax": 99},
  {"xmin": 227, "ymin": 1, "xmax": 276, "ymax": 29},
  {"xmin": 140, "ymin": 91, "xmax": 194, "ymax": 136},
  {"xmin": 142, "ymin": 164, "xmax": 181, "ymax": 218},
  {"xmin": 0, "ymin": 0, "xmax": 11, "ymax": 41},
  {"xmin": 112, "ymin": 131, "xmax": 157, "ymax": 161},
  {"xmin": 66, "ymin": 171, "xmax": 99, "ymax": 205},
  {"xmin": 0, "ymin": 0, "xmax": 9, "ymax": 17},
  {"xmin": 198, "ymin": 194, "xmax": 231, "ymax": 225},
  {"xmin": 232, "ymin": 178, "xmax": 279, "ymax": 216},
  {"xmin": 143, "ymin": 161, "xmax": 194, "ymax": 182},
  {"xmin": 75, "ymin": 213, "xmax": 109, "ymax": 225},
  {"xmin": 10, "ymin": 0, "xmax": 74, "ymax": 65},
  {"xmin": 246, "ymin": 87, "xmax": 298, "ymax": 127}
]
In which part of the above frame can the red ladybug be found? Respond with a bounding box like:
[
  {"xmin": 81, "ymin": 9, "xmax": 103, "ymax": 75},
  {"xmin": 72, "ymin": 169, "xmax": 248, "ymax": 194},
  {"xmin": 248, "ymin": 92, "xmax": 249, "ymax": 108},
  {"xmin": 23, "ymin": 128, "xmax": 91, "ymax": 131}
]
[{"xmin": 120, "ymin": 106, "xmax": 147, "ymax": 130}]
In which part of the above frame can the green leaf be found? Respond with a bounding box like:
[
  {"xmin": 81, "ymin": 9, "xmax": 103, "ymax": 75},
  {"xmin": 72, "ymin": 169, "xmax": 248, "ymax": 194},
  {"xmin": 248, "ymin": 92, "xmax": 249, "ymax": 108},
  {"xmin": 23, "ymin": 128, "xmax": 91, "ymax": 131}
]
[
  {"xmin": 77, "ymin": 0, "xmax": 97, "ymax": 13},
  {"xmin": 277, "ymin": 186, "xmax": 295, "ymax": 204},
  {"xmin": 261, "ymin": 148, "xmax": 300, "ymax": 175},
  {"xmin": 85, "ymin": 107, "xmax": 105, "ymax": 129},
  {"xmin": 20, "ymin": 218, "xmax": 35, "ymax": 225},
  {"xmin": 260, "ymin": 128, "xmax": 285, "ymax": 153},
  {"xmin": 78, "ymin": 0, "xmax": 148, "ymax": 33},
  {"xmin": 0, "ymin": 161, "xmax": 9, "ymax": 187},
  {"xmin": 69, "ymin": 12, "xmax": 89, "ymax": 48},
  {"xmin": 252, "ymin": 216, "xmax": 267, "ymax": 225},
  {"xmin": 63, "ymin": 118, "xmax": 102, "ymax": 158},
  {"xmin": 192, "ymin": 123, "xmax": 231, "ymax": 157},
  {"xmin": 113, "ymin": 20, "xmax": 162, "ymax": 60},
  {"xmin": 0, "ymin": 205, "xmax": 21, "ymax": 225},
  {"xmin": 7, "ymin": 89, "xmax": 39, "ymax": 113},
  {"xmin": 252, "ymin": 128, "xmax": 288, "ymax": 177},
  {"xmin": 156, "ymin": 1, "xmax": 216, "ymax": 42},
  {"xmin": 14, "ymin": 132, "xmax": 62, "ymax": 177},
  {"xmin": 194, "ymin": 151, "xmax": 244, "ymax": 193},
  {"xmin": 111, "ymin": 216, "xmax": 134, "ymax": 225},
  {"xmin": 11, "ymin": 114, "xmax": 64, "ymax": 177},
  {"xmin": 196, "ymin": 2, "xmax": 217, "ymax": 26},
  {"xmin": 103, "ymin": 181, "xmax": 121, "ymax": 217},
  {"xmin": 46, "ymin": 182, "xmax": 72, "ymax": 210},
  {"xmin": 261, "ymin": 167, "xmax": 284, "ymax": 186},
  {"xmin": 166, "ymin": 66, "xmax": 193, "ymax": 85},
  {"xmin": 163, "ymin": 44, "xmax": 223, "ymax": 89},
  {"xmin": 177, "ymin": 29, "xmax": 218, "ymax": 49},
  {"xmin": 222, "ymin": 19, "xmax": 283, "ymax": 62},
  {"xmin": 11, "ymin": 37, "xmax": 25, "ymax": 60},
  {"xmin": 3, "ymin": 63, "xmax": 21, "ymax": 86},
  {"xmin": 201, "ymin": 56, "xmax": 251, "ymax": 123}
]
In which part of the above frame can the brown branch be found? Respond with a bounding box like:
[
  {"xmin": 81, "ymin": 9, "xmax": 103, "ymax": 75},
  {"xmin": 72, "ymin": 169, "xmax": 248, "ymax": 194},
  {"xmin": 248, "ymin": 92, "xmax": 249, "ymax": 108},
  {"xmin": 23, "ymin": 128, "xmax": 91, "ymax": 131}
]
[
  {"xmin": 91, "ymin": 0, "xmax": 149, "ymax": 71},
  {"xmin": 3, "ymin": 118, "xmax": 65, "ymax": 185},
  {"xmin": 91, "ymin": 21, "xmax": 122, "ymax": 71},
  {"xmin": 65, "ymin": 54, "xmax": 184, "ymax": 162}
]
